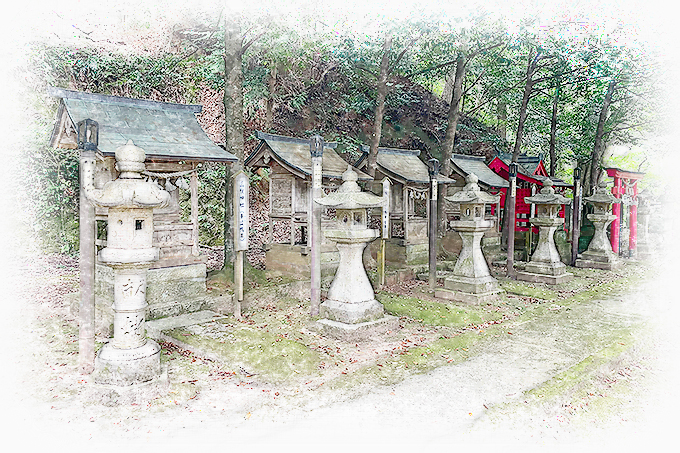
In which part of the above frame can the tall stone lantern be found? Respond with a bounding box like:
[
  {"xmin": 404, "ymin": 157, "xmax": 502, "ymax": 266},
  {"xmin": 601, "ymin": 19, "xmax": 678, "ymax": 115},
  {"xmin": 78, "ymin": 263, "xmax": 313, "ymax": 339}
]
[
  {"xmin": 313, "ymin": 166, "xmax": 398, "ymax": 341},
  {"xmin": 435, "ymin": 174, "xmax": 503, "ymax": 304},
  {"xmin": 575, "ymin": 180, "xmax": 621, "ymax": 270},
  {"xmin": 83, "ymin": 140, "xmax": 171, "ymax": 385},
  {"xmin": 517, "ymin": 179, "xmax": 573, "ymax": 284}
]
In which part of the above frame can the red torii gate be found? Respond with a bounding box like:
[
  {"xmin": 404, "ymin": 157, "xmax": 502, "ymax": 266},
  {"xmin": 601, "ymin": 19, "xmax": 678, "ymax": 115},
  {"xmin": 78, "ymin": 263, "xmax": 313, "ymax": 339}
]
[{"xmin": 605, "ymin": 167, "xmax": 645, "ymax": 255}]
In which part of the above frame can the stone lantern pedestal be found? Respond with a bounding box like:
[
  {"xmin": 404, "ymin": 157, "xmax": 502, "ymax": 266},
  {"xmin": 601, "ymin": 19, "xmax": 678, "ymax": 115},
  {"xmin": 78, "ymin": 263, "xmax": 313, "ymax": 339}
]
[
  {"xmin": 84, "ymin": 140, "xmax": 170, "ymax": 385},
  {"xmin": 435, "ymin": 174, "xmax": 503, "ymax": 304},
  {"xmin": 576, "ymin": 181, "xmax": 621, "ymax": 270},
  {"xmin": 517, "ymin": 180, "xmax": 573, "ymax": 285},
  {"xmin": 313, "ymin": 167, "xmax": 398, "ymax": 341}
]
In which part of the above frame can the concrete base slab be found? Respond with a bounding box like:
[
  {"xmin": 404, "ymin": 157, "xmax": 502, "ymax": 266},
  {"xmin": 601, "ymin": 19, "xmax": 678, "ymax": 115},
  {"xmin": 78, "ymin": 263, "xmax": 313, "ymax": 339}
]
[
  {"xmin": 312, "ymin": 315, "xmax": 399, "ymax": 342},
  {"xmin": 434, "ymin": 287, "xmax": 504, "ymax": 305},
  {"xmin": 516, "ymin": 270, "xmax": 573, "ymax": 285},
  {"xmin": 574, "ymin": 258, "xmax": 621, "ymax": 271},
  {"xmin": 146, "ymin": 310, "xmax": 226, "ymax": 340}
]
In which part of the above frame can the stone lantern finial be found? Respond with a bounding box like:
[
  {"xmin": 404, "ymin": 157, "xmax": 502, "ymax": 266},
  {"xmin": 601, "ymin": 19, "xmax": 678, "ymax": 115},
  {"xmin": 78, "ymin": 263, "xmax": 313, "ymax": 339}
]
[{"xmin": 115, "ymin": 140, "xmax": 146, "ymax": 179}]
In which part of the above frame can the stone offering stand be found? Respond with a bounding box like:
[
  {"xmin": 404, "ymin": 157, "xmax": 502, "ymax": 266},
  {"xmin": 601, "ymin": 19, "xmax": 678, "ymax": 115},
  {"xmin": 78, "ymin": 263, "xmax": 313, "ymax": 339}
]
[
  {"xmin": 575, "ymin": 181, "xmax": 621, "ymax": 270},
  {"xmin": 84, "ymin": 141, "xmax": 171, "ymax": 385},
  {"xmin": 516, "ymin": 179, "xmax": 573, "ymax": 285},
  {"xmin": 313, "ymin": 166, "xmax": 398, "ymax": 341},
  {"xmin": 435, "ymin": 174, "xmax": 503, "ymax": 304}
]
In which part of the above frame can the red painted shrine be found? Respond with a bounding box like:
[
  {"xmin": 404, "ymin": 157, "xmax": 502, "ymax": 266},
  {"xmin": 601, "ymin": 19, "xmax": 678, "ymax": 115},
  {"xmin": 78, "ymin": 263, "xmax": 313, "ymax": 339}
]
[
  {"xmin": 605, "ymin": 167, "xmax": 644, "ymax": 255},
  {"xmin": 488, "ymin": 154, "xmax": 573, "ymax": 233}
]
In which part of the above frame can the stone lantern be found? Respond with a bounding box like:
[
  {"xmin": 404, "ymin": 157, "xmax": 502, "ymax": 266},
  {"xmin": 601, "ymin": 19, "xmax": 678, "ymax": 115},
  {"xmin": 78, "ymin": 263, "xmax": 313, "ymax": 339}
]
[
  {"xmin": 636, "ymin": 191, "xmax": 652, "ymax": 259},
  {"xmin": 575, "ymin": 180, "xmax": 621, "ymax": 270},
  {"xmin": 435, "ymin": 174, "xmax": 503, "ymax": 304},
  {"xmin": 314, "ymin": 166, "xmax": 397, "ymax": 340},
  {"xmin": 517, "ymin": 179, "xmax": 573, "ymax": 284},
  {"xmin": 84, "ymin": 140, "xmax": 170, "ymax": 385}
]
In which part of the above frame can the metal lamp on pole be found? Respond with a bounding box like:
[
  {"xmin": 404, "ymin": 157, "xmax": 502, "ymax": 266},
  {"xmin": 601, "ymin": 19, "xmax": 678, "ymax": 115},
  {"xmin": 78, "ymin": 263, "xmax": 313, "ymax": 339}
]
[
  {"xmin": 506, "ymin": 162, "xmax": 518, "ymax": 278},
  {"xmin": 428, "ymin": 157, "xmax": 440, "ymax": 289},
  {"xmin": 571, "ymin": 167, "xmax": 582, "ymax": 265}
]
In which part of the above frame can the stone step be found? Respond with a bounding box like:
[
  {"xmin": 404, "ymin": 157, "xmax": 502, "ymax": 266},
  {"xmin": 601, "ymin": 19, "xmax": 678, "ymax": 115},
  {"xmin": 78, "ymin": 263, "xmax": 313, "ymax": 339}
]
[{"xmin": 146, "ymin": 310, "xmax": 226, "ymax": 340}]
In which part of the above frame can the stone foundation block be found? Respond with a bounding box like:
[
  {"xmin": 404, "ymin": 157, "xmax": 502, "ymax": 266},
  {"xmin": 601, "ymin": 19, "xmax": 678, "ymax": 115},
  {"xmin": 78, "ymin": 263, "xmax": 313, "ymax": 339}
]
[
  {"xmin": 94, "ymin": 339, "xmax": 162, "ymax": 386},
  {"xmin": 319, "ymin": 298, "xmax": 385, "ymax": 324},
  {"xmin": 516, "ymin": 271, "xmax": 573, "ymax": 285},
  {"xmin": 434, "ymin": 287, "xmax": 503, "ymax": 304},
  {"xmin": 312, "ymin": 315, "xmax": 399, "ymax": 342}
]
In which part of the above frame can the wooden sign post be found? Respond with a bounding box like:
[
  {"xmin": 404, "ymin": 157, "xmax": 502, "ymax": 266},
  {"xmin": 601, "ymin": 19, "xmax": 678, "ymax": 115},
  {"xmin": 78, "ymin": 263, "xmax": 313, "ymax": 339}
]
[
  {"xmin": 506, "ymin": 163, "xmax": 518, "ymax": 278},
  {"xmin": 233, "ymin": 171, "xmax": 249, "ymax": 319},
  {"xmin": 379, "ymin": 178, "xmax": 391, "ymax": 288},
  {"xmin": 428, "ymin": 158, "xmax": 440, "ymax": 290},
  {"xmin": 310, "ymin": 135, "xmax": 324, "ymax": 316}
]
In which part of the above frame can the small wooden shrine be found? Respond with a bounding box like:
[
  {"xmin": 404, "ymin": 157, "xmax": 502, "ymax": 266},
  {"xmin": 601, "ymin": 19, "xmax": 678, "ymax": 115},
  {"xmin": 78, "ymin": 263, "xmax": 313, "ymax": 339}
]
[
  {"xmin": 488, "ymin": 152, "xmax": 572, "ymax": 234},
  {"xmin": 356, "ymin": 146, "xmax": 453, "ymax": 265},
  {"xmin": 245, "ymin": 131, "xmax": 372, "ymax": 277},
  {"xmin": 605, "ymin": 167, "xmax": 644, "ymax": 256},
  {"xmin": 48, "ymin": 87, "xmax": 237, "ymax": 326}
]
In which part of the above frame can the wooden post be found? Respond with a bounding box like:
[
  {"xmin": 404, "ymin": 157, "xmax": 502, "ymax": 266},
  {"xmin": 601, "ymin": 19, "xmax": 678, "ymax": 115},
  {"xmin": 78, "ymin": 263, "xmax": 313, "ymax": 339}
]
[
  {"xmin": 402, "ymin": 184, "xmax": 409, "ymax": 244},
  {"xmin": 611, "ymin": 176, "xmax": 622, "ymax": 254},
  {"xmin": 190, "ymin": 163, "xmax": 199, "ymax": 257},
  {"xmin": 428, "ymin": 158, "xmax": 440, "ymax": 289},
  {"xmin": 309, "ymin": 135, "xmax": 324, "ymax": 316},
  {"xmin": 506, "ymin": 163, "xmax": 518, "ymax": 278},
  {"xmin": 379, "ymin": 178, "xmax": 391, "ymax": 288},
  {"xmin": 571, "ymin": 167, "xmax": 582, "ymax": 265},
  {"xmin": 79, "ymin": 149, "xmax": 96, "ymax": 374},
  {"xmin": 233, "ymin": 171, "xmax": 249, "ymax": 319}
]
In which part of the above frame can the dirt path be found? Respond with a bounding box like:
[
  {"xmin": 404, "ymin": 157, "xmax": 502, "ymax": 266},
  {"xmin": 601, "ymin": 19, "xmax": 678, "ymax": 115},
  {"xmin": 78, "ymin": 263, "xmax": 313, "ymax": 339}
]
[{"xmin": 3, "ymin": 250, "xmax": 678, "ymax": 450}]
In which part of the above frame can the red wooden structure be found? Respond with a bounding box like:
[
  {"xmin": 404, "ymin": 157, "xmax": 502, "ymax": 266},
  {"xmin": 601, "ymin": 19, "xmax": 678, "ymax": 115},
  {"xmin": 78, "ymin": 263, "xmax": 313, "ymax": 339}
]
[
  {"xmin": 488, "ymin": 154, "xmax": 572, "ymax": 233},
  {"xmin": 605, "ymin": 167, "xmax": 644, "ymax": 255}
]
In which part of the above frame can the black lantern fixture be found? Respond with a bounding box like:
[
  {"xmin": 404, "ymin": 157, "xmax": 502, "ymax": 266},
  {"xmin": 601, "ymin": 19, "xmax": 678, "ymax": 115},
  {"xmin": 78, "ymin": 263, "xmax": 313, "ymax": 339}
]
[
  {"xmin": 574, "ymin": 167, "xmax": 581, "ymax": 181},
  {"xmin": 428, "ymin": 157, "xmax": 440, "ymax": 177},
  {"xmin": 77, "ymin": 119, "xmax": 99, "ymax": 151},
  {"xmin": 310, "ymin": 134, "xmax": 324, "ymax": 158},
  {"xmin": 508, "ymin": 162, "xmax": 518, "ymax": 178}
]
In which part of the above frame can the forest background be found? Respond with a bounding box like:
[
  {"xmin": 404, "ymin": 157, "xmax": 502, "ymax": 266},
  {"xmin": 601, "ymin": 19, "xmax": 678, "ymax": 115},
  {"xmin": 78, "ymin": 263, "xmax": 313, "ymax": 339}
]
[{"xmin": 1, "ymin": 0, "xmax": 679, "ymax": 267}]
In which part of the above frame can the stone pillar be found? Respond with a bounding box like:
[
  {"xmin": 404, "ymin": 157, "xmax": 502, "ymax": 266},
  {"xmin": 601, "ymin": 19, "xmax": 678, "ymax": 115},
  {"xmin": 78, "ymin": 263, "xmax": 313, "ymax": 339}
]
[
  {"xmin": 84, "ymin": 140, "xmax": 170, "ymax": 386},
  {"xmin": 636, "ymin": 194, "xmax": 652, "ymax": 259},
  {"xmin": 575, "ymin": 181, "xmax": 620, "ymax": 270},
  {"xmin": 435, "ymin": 174, "xmax": 503, "ymax": 304},
  {"xmin": 610, "ymin": 177, "xmax": 622, "ymax": 254},
  {"xmin": 517, "ymin": 180, "xmax": 573, "ymax": 284},
  {"xmin": 313, "ymin": 166, "xmax": 397, "ymax": 341}
]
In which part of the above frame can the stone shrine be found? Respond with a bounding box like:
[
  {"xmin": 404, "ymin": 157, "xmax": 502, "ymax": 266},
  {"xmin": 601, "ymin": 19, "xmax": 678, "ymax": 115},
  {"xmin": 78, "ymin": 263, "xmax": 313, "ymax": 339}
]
[
  {"xmin": 84, "ymin": 140, "xmax": 170, "ymax": 385},
  {"xmin": 435, "ymin": 174, "xmax": 503, "ymax": 304},
  {"xmin": 575, "ymin": 181, "xmax": 621, "ymax": 270},
  {"xmin": 516, "ymin": 179, "xmax": 573, "ymax": 284},
  {"xmin": 313, "ymin": 166, "xmax": 398, "ymax": 340}
]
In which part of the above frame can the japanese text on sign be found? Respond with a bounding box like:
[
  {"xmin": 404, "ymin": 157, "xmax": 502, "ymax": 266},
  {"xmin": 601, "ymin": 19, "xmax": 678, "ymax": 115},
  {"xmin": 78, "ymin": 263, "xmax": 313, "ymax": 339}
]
[
  {"xmin": 234, "ymin": 172, "xmax": 249, "ymax": 251},
  {"xmin": 382, "ymin": 178, "xmax": 391, "ymax": 238}
]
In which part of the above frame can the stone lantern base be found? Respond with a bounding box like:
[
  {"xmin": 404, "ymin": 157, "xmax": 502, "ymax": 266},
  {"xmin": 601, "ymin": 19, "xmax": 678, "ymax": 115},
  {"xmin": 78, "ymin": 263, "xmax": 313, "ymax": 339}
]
[
  {"xmin": 94, "ymin": 339, "xmax": 162, "ymax": 386},
  {"xmin": 313, "ymin": 315, "xmax": 399, "ymax": 342},
  {"xmin": 435, "ymin": 275, "xmax": 503, "ymax": 304},
  {"xmin": 575, "ymin": 251, "xmax": 621, "ymax": 270},
  {"xmin": 516, "ymin": 267, "xmax": 573, "ymax": 285}
]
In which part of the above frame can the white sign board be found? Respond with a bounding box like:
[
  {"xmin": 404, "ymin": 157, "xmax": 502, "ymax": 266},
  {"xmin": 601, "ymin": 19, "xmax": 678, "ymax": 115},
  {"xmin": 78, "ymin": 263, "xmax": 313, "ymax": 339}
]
[
  {"xmin": 234, "ymin": 172, "xmax": 249, "ymax": 251},
  {"xmin": 382, "ymin": 178, "xmax": 391, "ymax": 238},
  {"xmin": 312, "ymin": 158, "xmax": 322, "ymax": 190}
]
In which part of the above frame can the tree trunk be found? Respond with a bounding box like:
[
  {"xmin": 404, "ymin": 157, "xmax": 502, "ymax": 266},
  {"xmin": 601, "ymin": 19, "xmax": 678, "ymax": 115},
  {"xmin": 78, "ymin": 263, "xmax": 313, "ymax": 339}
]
[
  {"xmin": 589, "ymin": 79, "xmax": 617, "ymax": 189},
  {"xmin": 366, "ymin": 33, "xmax": 392, "ymax": 178},
  {"xmin": 497, "ymin": 100, "xmax": 507, "ymax": 140},
  {"xmin": 222, "ymin": 17, "xmax": 244, "ymax": 272},
  {"xmin": 512, "ymin": 47, "xmax": 536, "ymax": 162},
  {"xmin": 549, "ymin": 82, "xmax": 560, "ymax": 177},
  {"xmin": 437, "ymin": 53, "xmax": 466, "ymax": 235},
  {"xmin": 441, "ymin": 67, "xmax": 455, "ymax": 104},
  {"xmin": 265, "ymin": 63, "xmax": 277, "ymax": 131}
]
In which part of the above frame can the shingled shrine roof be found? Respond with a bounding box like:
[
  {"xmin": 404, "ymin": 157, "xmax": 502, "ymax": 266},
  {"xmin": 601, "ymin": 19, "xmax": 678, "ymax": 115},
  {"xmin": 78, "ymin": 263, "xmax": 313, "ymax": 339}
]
[
  {"xmin": 450, "ymin": 154, "xmax": 508, "ymax": 189},
  {"xmin": 48, "ymin": 87, "xmax": 237, "ymax": 163},
  {"xmin": 356, "ymin": 146, "xmax": 453, "ymax": 184},
  {"xmin": 245, "ymin": 131, "xmax": 372, "ymax": 180}
]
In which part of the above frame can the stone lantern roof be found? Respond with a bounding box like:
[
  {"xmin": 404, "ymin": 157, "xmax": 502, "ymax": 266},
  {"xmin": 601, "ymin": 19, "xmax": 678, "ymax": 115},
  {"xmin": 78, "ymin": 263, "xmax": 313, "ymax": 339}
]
[
  {"xmin": 445, "ymin": 174, "xmax": 500, "ymax": 205},
  {"xmin": 584, "ymin": 181, "xmax": 618, "ymax": 206},
  {"xmin": 524, "ymin": 179, "xmax": 571, "ymax": 206},
  {"xmin": 87, "ymin": 140, "xmax": 170, "ymax": 209},
  {"xmin": 316, "ymin": 166, "xmax": 384, "ymax": 209}
]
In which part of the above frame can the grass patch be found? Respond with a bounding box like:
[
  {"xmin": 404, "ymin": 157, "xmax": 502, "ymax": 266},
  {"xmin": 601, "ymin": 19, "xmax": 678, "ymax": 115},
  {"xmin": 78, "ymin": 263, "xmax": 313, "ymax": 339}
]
[
  {"xmin": 165, "ymin": 321, "xmax": 324, "ymax": 384},
  {"xmin": 378, "ymin": 293, "xmax": 502, "ymax": 327},
  {"xmin": 500, "ymin": 280, "xmax": 558, "ymax": 300}
]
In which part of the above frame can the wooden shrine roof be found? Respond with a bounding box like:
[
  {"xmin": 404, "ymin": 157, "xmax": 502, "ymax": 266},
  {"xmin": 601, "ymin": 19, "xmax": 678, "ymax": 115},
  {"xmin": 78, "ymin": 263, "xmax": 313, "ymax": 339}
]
[
  {"xmin": 48, "ymin": 87, "xmax": 237, "ymax": 163},
  {"xmin": 245, "ymin": 131, "xmax": 372, "ymax": 180},
  {"xmin": 450, "ymin": 154, "xmax": 508, "ymax": 189},
  {"xmin": 356, "ymin": 146, "xmax": 454, "ymax": 185}
]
